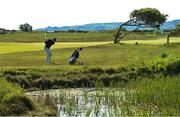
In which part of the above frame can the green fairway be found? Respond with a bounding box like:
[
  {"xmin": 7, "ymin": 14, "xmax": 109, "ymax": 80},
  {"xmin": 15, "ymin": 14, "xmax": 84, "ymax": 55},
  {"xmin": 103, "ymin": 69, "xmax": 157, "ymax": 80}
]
[
  {"xmin": 123, "ymin": 37, "xmax": 180, "ymax": 45},
  {"xmin": 0, "ymin": 42, "xmax": 111, "ymax": 54},
  {"xmin": 1, "ymin": 37, "xmax": 179, "ymax": 55},
  {"xmin": 0, "ymin": 41, "xmax": 179, "ymax": 67}
]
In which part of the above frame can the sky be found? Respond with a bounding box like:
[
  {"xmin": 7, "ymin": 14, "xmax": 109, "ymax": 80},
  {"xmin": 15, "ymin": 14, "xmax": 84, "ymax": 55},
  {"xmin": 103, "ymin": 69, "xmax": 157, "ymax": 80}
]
[{"xmin": 0, "ymin": 0, "xmax": 179, "ymax": 30}]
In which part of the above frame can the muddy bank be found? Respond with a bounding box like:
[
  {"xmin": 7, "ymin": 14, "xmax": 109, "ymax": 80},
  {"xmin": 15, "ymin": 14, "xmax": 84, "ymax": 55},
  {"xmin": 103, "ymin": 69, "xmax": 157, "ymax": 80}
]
[{"xmin": 1, "ymin": 67, "xmax": 138, "ymax": 91}]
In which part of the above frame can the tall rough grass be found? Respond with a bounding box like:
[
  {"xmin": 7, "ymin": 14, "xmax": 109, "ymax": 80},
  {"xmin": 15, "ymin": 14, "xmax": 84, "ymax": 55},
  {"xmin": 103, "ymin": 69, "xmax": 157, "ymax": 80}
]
[
  {"xmin": 0, "ymin": 78, "xmax": 24, "ymax": 103},
  {"xmin": 0, "ymin": 78, "xmax": 34, "ymax": 115},
  {"xmin": 129, "ymin": 76, "xmax": 180, "ymax": 115}
]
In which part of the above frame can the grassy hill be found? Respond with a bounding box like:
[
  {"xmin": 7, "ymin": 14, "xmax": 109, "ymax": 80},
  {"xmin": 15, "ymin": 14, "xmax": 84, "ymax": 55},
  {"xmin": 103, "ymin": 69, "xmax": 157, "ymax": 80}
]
[
  {"xmin": 35, "ymin": 19, "xmax": 180, "ymax": 31},
  {"xmin": 0, "ymin": 31, "xmax": 180, "ymax": 116},
  {"xmin": 0, "ymin": 39, "xmax": 180, "ymax": 68},
  {"xmin": 0, "ymin": 31, "xmax": 168, "ymax": 42}
]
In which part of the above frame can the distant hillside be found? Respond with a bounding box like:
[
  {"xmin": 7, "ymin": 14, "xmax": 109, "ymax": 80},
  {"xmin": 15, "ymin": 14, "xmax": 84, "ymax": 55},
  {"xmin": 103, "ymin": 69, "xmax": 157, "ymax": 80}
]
[
  {"xmin": 0, "ymin": 28, "xmax": 16, "ymax": 34},
  {"xmin": 36, "ymin": 19, "xmax": 180, "ymax": 31},
  {"xmin": 161, "ymin": 20, "xmax": 180, "ymax": 30}
]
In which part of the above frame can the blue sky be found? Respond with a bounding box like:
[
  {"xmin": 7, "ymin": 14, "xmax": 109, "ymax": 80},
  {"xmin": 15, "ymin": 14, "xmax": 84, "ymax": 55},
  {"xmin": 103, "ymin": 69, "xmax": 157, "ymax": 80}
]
[{"xmin": 0, "ymin": 0, "xmax": 179, "ymax": 29}]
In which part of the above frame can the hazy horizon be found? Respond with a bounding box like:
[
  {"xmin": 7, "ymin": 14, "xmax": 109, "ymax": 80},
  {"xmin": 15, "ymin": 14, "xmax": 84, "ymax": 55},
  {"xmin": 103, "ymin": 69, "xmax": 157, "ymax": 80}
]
[{"xmin": 0, "ymin": 0, "xmax": 180, "ymax": 30}]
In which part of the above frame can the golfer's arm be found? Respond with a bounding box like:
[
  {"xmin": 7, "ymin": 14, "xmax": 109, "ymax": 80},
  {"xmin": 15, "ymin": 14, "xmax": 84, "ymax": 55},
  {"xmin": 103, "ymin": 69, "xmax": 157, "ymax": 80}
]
[{"xmin": 44, "ymin": 38, "xmax": 48, "ymax": 43}]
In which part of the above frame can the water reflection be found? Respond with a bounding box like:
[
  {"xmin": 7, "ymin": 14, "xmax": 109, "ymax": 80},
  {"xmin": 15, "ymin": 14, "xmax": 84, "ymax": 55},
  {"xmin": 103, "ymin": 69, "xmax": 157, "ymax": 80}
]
[{"xmin": 26, "ymin": 88, "xmax": 125, "ymax": 117}]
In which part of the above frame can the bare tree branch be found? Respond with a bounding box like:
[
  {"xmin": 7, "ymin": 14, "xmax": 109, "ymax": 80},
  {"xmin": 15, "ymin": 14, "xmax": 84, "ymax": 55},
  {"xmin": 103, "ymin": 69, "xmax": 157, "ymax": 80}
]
[{"xmin": 116, "ymin": 25, "xmax": 142, "ymax": 43}]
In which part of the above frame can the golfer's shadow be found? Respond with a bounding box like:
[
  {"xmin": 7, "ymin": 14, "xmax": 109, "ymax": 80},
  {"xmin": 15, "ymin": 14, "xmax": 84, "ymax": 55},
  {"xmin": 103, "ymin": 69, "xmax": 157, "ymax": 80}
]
[{"xmin": 51, "ymin": 62, "xmax": 61, "ymax": 65}]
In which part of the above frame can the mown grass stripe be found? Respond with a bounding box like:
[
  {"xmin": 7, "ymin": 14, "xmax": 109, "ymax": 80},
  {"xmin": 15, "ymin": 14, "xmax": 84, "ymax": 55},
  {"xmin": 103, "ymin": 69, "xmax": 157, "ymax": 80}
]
[{"xmin": 0, "ymin": 42, "xmax": 111, "ymax": 54}]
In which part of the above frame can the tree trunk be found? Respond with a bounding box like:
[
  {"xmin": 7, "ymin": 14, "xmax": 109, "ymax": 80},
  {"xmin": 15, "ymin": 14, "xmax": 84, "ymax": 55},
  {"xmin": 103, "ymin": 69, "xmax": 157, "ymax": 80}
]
[
  {"xmin": 114, "ymin": 23, "xmax": 141, "ymax": 44},
  {"xmin": 114, "ymin": 26, "xmax": 123, "ymax": 44},
  {"xmin": 114, "ymin": 32, "xmax": 119, "ymax": 44},
  {"xmin": 114, "ymin": 21, "xmax": 131, "ymax": 44},
  {"xmin": 167, "ymin": 34, "xmax": 170, "ymax": 44}
]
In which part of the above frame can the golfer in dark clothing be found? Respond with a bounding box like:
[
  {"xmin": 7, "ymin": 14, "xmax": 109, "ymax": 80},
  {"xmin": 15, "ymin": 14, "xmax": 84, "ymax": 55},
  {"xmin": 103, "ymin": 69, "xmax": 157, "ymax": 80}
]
[
  {"xmin": 44, "ymin": 38, "xmax": 56, "ymax": 64},
  {"xmin": 69, "ymin": 48, "xmax": 83, "ymax": 65}
]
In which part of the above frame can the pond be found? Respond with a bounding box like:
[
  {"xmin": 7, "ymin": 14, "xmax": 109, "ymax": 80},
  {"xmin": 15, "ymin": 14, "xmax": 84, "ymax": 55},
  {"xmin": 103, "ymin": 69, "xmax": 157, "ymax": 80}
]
[{"xmin": 26, "ymin": 88, "xmax": 127, "ymax": 117}]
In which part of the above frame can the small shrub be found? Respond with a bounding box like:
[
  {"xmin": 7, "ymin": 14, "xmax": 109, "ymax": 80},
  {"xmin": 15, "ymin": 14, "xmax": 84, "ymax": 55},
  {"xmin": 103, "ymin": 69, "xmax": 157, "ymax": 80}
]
[
  {"xmin": 149, "ymin": 55, "xmax": 180, "ymax": 75},
  {"xmin": 6, "ymin": 96, "xmax": 34, "ymax": 115},
  {"xmin": 135, "ymin": 42, "xmax": 138, "ymax": 45},
  {"xmin": 161, "ymin": 53, "xmax": 168, "ymax": 58},
  {"xmin": 136, "ymin": 65, "xmax": 151, "ymax": 76}
]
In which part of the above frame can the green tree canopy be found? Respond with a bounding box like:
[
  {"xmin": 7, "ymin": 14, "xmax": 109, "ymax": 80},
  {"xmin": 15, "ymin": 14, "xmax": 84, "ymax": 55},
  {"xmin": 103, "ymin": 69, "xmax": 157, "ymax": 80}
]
[
  {"xmin": 130, "ymin": 8, "xmax": 168, "ymax": 29},
  {"xmin": 114, "ymin": 8, "xmax": 168, "ymax": 44},
  {"xmin": 19, "ymin": 23, "xmax": 32, "ymax": 32}
]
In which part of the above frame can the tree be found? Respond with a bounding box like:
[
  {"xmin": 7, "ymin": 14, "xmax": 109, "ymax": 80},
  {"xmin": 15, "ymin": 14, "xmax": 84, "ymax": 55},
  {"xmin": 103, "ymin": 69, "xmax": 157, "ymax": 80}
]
[
  {"xmin": 114, "ymin": 8, "xmax": 168, "ymax": 44},
  {"xmin": 0, "ymin": 28, "xmax": 15, "ymax": 34},
  {"xmin": 167, "ymin": 23, "xmax": 180, "ymax": 44},
  {"xmin": 19, "ymin": 23, "xmax": 32, "ymax": 32}
]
